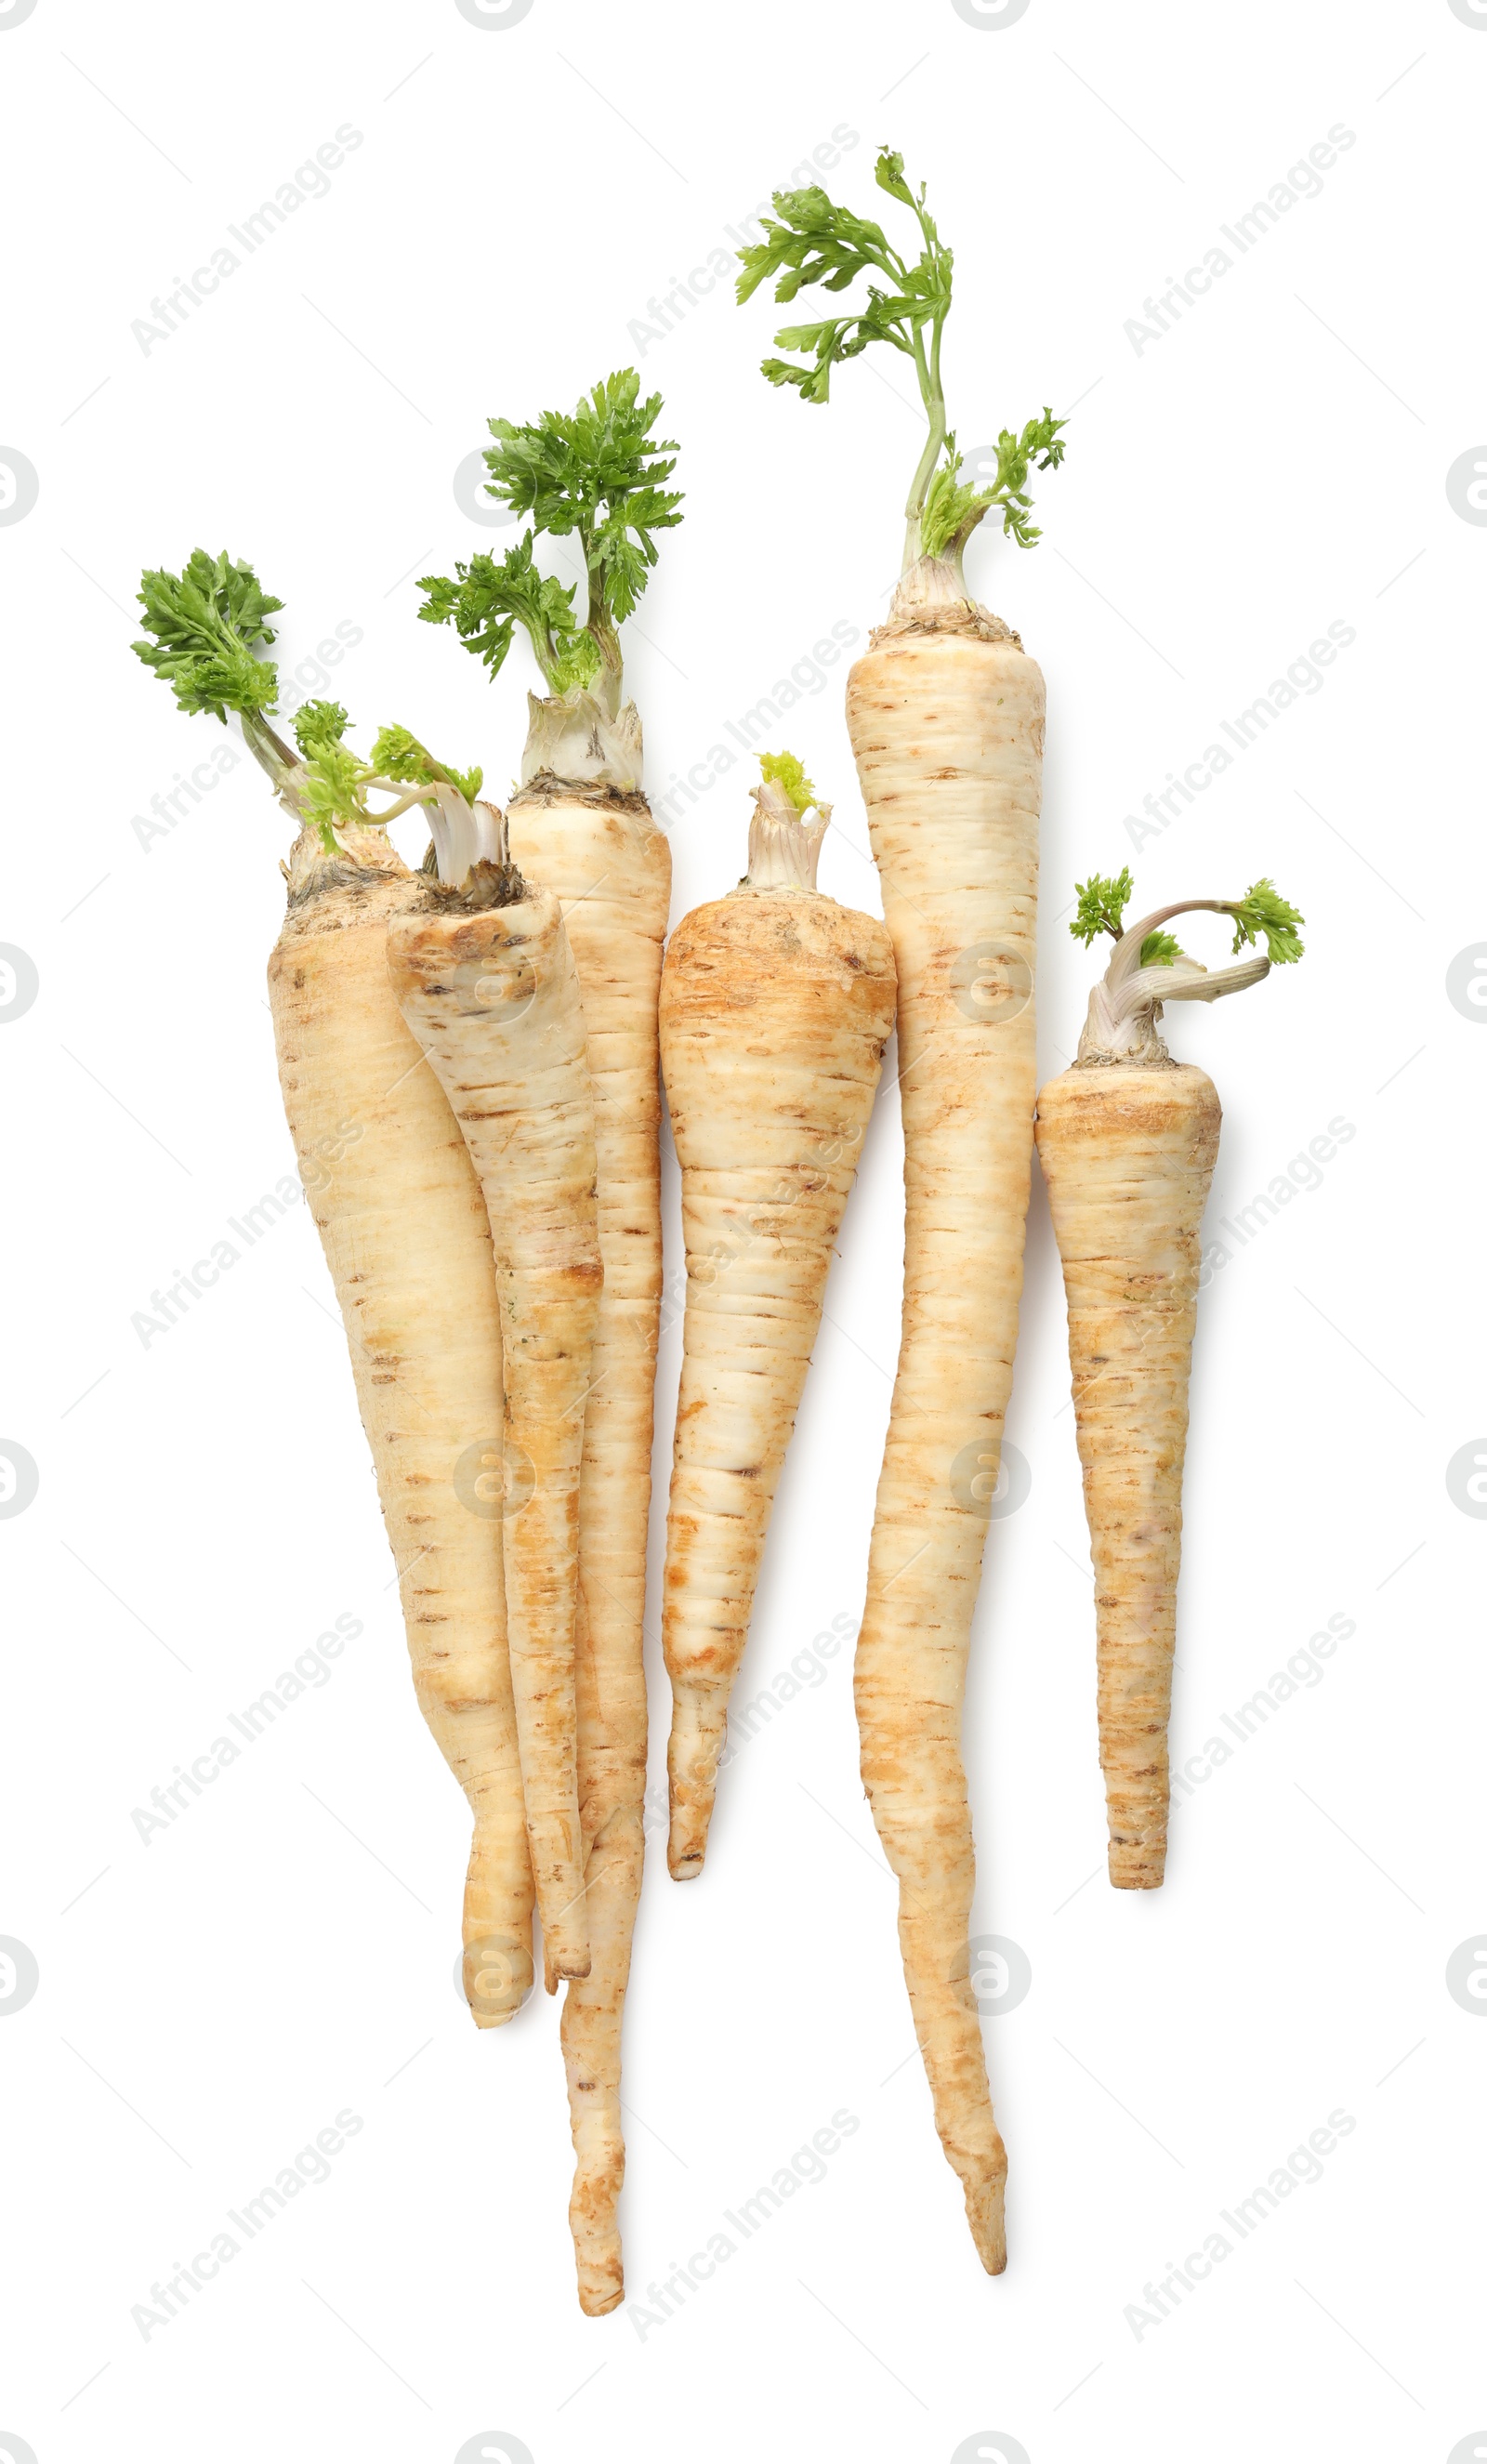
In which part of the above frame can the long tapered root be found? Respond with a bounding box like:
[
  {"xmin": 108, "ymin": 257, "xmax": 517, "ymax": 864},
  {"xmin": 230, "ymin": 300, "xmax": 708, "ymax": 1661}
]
[
  {"xmin": 660, "ymin": 881, "xmax": 895, "ymax": 1874},
  {"xmin": 561, "ymin": 1800, "xmax": 643, "ymax": 2312},
  {"xmin": 847, "ymin": 625, "xmax": 1043, "ymax": 2273},
  {"xmin": 507, "ymin": 783, "xmax": 668, "ymax": 2314},
  {"xmin": 1035, "ymin": 1062, "xmax": 1219, "ymax": 1894},
  {"xmin": 270, "ymin": 839, "xmax": 535, "ymax": 2037},
  {"xmin": 388, "ymin": 890, "xmax": 601, "ymax": 1982},
  {"xmin": 900, "ymin": 1903, "xmax": 1009, "ymax": 2271},
  {"xmin": 861, "ymin": 1626, "xmax": 1011, "ymax": 2272}
]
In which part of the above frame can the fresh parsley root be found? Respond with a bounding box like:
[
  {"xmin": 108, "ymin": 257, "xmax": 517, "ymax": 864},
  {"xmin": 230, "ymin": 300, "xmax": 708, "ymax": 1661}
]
[
  {"xmin": 737, "ymin": 147, "xmax": 1071, "ymax": 2273},
  {"xmin": 131, "ymin": 552, "xmax": 534, "ymax": 2031},
  {"xmin": 1037, "ymin": 874, "xmax": 1305, "ymax": 1883},
  {"xmin": 421, "ymin": 377, "xmax": 684, "ymax": 2314},
  {"xmin": 659, "ymin": 757, "xmax": 896, "ymax": 1879}
]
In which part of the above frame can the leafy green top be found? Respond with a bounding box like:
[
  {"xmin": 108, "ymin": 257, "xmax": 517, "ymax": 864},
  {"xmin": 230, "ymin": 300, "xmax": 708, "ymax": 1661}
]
[
  {"xmin": 758, "ymin": 749, "xmax": 819, "ymax": 812},
  {"xmin": 736, "ymin": 147, "xmax": 1066, "ymax": 577},
  {"xmin": 1071, "ymin": 867, "xmax": 1306, "ymax": 969},
  {"xmin": 1225, "ymin": 878, "xmax": 1306, "ymax": 967},
  {"xmin": 297, "ymin": 723, "xmax": 482, "ymax": 846},
  {"xmin": 133, "ymin": 554, "xmax": 481, "ymax": 855},
  {"xmin": 292, "ymin": 700, "xmax": 349, "ymax": 759},
  {"xmin": 418, "ymin": 534, "xmax": 599, "ymax": 699},
  {"xmin": 1070, "ymin": 866, "xmax": 1138, "ymax": 946},
  {"xmin": 1071, "ymin": 869, "xmax": 1304, "ymax": 1061},
  {"xmin": 1070, "ymin": 866, "xmax": 1180, "ymax": 966},
  {"xmin": 134, "ymin": 549, "xmax": 283, "ymax": 723},
  {"xmin": 418, "ymin": 368, "xmax": 682, "ymax": 712},
  {"xmin": 920, "ymin": 418, "xmax": 1067, "ymax": 559}
]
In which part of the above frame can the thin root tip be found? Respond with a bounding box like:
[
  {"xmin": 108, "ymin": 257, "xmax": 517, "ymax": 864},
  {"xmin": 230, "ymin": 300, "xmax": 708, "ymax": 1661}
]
[
  {"xmin": 1108, "ymin": 1841, "xmax": 1167, "ymax": 1891},
  {"xmin": 578, "ymin": 2274, "xmax": 625, "ymax": 2318},
  {"xmin": 667, "ymin": 1799, "xmax": 714, "ymax": 1878},
  {"xmin": 967, "ymin": 2177, "xmax": 1007, "ymax": 2275}
]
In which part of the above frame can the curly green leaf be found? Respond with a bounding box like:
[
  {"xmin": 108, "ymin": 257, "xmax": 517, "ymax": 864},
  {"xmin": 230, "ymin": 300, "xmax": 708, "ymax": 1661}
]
[
  {"xmin": 1228, "ymin": 878, "xmax": 1306, "ymax": 965},
  {"xmin": 758, "ymin": 749, "xmax": 819, "ymax": 812},
  {"xmin": 1070, "ymin": 867, "xmax": 1135, "ymax": 946},
  {"xmin": 133, "ymin": 549, "xmax": 283, "ymax": 724}
]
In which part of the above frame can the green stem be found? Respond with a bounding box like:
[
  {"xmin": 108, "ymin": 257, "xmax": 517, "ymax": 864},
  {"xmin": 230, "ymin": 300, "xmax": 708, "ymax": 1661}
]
[
  {"xmin": 584, "ymin": 576, "xmax": 624, "ymax": 718},
  {"xmin": 362, "ymin": 784, "xmax": 437, "ymax": 825},
  {"xmin": 239, "ymin": 710, "xmax": 305, "ymax": 811},
  {"xmin": 901, "ymin": 315, "xmax": 948, "ymax": 572},
  {"xmin": 522, "ymin": 613, "xmax": 567, "ymax": 696}
]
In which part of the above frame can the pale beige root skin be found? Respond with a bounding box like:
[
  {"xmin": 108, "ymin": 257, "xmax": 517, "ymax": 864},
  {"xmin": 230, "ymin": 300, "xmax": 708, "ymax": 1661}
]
[
  {"xmin": 660, "ymin": 887, "xmax": 896, "ymax": 1877},
  {"xmin": 388, "ymin": 886, "xmax": 601, "ymax": 1983},
  {"xmin": 507, "ymin": 778, "xmax": 669, "ymax": 2316},
  {"xmin": 1034, "ymin": 1062, "xmax": 1220, "ymax": 1890},
  {"xmin": 847, "ymin": 627, "xmax": 1046, "ymax": 2275},
  {"xmin": 269, "ymin": 828, "xmax": 533, "ymax": 2024}
]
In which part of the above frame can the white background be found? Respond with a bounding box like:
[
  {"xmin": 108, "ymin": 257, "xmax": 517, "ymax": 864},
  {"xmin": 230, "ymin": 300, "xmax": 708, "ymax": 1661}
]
[{"xmin": 1, "ymin": 0, "xmax": 1482, "ymax": 2457}]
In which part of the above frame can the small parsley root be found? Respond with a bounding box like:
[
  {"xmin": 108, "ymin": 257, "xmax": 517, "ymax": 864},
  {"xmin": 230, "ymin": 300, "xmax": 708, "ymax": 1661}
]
[
  {"xmin": 388, "ymin": 837, "xmax": 602, "ymax": 1986},
  {"xmin": 739, "ymin": 146, "xmax": 1069, "ymax": 2273},
  {"xmin": 1034, "ymin": 871, "xmax": 1305, "ymax": 1887},
  {"xmin": 133, "ymin": 553, "xmax": 534, "ymax": 2022},
  {"xmin": 420, "ymin": 371, "xmax": 680, "ymax": 2311},
  {"xmin": 659, "ymin": 758, "xmax": 896, "ymax": 1878}
]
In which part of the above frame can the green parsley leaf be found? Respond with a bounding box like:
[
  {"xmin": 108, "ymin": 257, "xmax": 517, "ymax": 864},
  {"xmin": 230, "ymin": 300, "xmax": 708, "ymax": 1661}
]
[
  {"xmin": 133, "ymin": 549, "xmax": 283, "ymax": 722},
  {"xmin": 1228, "ymin": 878, "xmax": 1306, "ymax": 965},
  {"xmin": 758, "ymin": 749, "xmax": 819, "ymax": 812},
  {"xmin": 1070, "ymin": 868, "xmax": 1135, "ymax": 946}
]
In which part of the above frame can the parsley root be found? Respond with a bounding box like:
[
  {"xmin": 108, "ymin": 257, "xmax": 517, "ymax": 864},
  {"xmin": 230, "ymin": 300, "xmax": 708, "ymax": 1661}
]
[
  {"xmin": 739, "ymin": 148, "xmax": 1068, "ymax": 2272},
  {"xmin": 420, "ymin": 372, "xmax": 680, "ymax": 2309},
  {"xmin": 659, "ymin": 757, "xmax": 895, "ymax": 1876},
  {"xmin": 388, "ymin": 850, "xmax": 602, "ymax": 1983},
  {"xmin": 1035, "ymin": 871, "xmax": 1304, "ymax": 1886},
  {"xmin": 133, "ymin": 554, "xmax": 534, "ymax": 2020}
]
